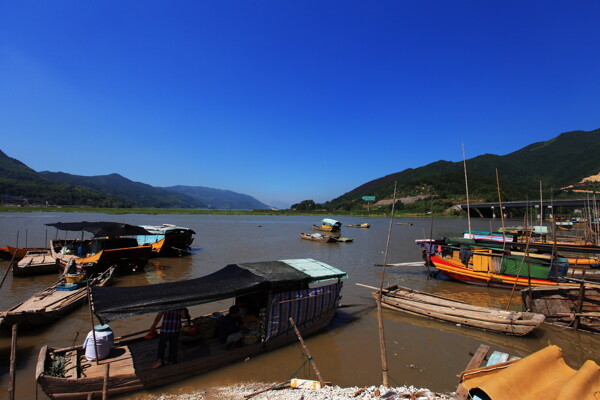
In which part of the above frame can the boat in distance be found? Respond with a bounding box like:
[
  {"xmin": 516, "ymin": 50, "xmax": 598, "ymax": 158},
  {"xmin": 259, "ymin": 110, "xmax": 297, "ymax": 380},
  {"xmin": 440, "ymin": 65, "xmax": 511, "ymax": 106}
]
[
  {"xmin": 36, "ymin": 258, "xmax": 347, "ymax": 399},
  {"xmin": 358, "ymin": 283, "xmax": 545, "ymax": 336},
  {"xmin": 135, "ymin": 224, "xmax": 195, "ymax": 257},
  {"xmin": 346, "ymin": 223, "xmax": 370, "ymax": 228},
  {"xmin": 312, "ymin": 218, "xmax": 342, "ymax": 232},
  {"xmin": 299, "ymin": 232, "xmax": 337, "ymax": 242}
]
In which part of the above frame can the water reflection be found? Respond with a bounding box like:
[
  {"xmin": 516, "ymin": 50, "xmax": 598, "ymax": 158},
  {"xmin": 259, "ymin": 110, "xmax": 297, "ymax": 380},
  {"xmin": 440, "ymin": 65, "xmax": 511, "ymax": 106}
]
[{"xmin": 0, "ymin": 213, "xmax": 598, "ymax": 400}]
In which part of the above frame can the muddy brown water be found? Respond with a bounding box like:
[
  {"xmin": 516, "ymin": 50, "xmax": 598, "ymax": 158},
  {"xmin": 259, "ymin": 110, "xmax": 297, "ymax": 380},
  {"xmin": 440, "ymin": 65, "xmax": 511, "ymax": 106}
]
[{"xmin": 0, "ymin": 213, "xmax": 598, "ymax": 399}]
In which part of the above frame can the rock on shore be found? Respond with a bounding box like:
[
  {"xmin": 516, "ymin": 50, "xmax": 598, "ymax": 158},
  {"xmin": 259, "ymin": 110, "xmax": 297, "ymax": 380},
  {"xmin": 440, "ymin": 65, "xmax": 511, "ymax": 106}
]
[{"xmin": 153, "ymin": 382, "xmax": 455, "ymax": 400}]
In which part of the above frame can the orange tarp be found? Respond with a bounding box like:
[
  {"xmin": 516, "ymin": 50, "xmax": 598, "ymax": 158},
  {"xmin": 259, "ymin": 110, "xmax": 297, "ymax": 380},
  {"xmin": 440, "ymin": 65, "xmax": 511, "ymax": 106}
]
[{"xmin": 461, "ymin": 345, "xmax": 600, "ymax": 400}]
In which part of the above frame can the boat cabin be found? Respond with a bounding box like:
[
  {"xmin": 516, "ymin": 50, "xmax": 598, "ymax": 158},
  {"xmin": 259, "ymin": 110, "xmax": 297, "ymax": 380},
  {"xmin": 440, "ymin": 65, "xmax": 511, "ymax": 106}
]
[{"xmin": 314, "ymin": 218, "xmax": 342, "ymax": 232}]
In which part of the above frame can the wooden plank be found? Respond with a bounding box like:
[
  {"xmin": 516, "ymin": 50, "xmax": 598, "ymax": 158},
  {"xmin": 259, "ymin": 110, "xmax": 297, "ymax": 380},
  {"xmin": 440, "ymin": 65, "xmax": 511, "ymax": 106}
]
[{"xmin": 455, "ymin": 344, "xmax": 490, "ymax": 400}]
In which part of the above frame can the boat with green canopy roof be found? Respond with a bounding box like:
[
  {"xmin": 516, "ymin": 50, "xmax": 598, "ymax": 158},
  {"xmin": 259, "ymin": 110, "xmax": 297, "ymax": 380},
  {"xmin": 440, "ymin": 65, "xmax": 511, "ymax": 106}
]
[{"xmin": 36, "ymin": 258, "xmax": 347, "ymax": 399}]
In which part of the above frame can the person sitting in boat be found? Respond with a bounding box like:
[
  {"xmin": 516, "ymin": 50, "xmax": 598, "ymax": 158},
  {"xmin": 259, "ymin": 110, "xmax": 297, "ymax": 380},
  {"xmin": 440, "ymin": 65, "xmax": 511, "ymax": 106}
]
[
  {"xmin": 217, "ymin": 305, "xmax": 243, "ymax": 348},
  {"xmin": 149, "ymin": 308, "xmax": 191, "ymax": 368},
  {"xmin": 83, "ymin": 324, "xmax": 114, "ymax": 361}
]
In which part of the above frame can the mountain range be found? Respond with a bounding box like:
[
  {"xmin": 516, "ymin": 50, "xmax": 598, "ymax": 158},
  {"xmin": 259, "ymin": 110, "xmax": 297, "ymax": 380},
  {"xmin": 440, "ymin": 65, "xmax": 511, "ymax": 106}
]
[
  {"xmin": 1, "ymin": 128, "xmax": 599, "ymax": 210},
  {"xmin": 0, "ymin": 150, "xmax": 271, "ymax": 209},
  {"xmin": 326, "ymin": 128, "xmax": 600, "ymax": 210}
]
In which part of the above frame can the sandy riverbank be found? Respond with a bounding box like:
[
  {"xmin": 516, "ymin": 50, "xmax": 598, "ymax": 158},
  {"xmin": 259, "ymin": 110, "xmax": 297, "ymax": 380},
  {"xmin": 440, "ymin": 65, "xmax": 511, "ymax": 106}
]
[{"xmin": 152, "ymin": 382, "xmax": 455, "ymax": 400}]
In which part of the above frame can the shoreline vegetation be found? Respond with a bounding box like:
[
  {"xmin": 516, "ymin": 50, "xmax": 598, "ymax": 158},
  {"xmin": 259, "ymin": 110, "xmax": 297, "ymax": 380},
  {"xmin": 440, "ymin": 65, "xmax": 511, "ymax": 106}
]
[{"xmin": 0, "ymin": 206, "xmax": 451, "ymax": 218}]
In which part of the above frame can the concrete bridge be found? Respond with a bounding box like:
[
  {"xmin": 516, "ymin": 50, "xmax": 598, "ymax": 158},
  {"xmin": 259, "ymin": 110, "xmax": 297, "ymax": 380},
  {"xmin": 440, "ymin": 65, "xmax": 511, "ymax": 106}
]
[{"xmin": 457, "ymin": 198, "xmax": 596, "ymax": 218}]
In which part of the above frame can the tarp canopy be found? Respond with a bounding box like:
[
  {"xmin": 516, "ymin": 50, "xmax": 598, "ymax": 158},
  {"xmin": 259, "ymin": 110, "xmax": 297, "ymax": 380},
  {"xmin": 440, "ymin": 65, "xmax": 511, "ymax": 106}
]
[
  {"xmin": 462, "ymin": 345, "xmax": 600, "ymax": 400},
  {"xmin": 91, "ymin": 259, "xmax": 347, "ymax": 324},
  {"xmin": 46, "ymin": 222, "xmax": 152, "ymax": 237},
  {"xmin": 322, "ymin": 218, "xmax": 341, "ymax": 226}
]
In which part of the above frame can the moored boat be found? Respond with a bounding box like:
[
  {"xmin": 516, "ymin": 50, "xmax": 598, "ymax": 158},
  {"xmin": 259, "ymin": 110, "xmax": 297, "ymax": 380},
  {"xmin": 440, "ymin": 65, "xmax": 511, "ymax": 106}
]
[
  {"xmin": 359, "ymin": 283, "xmax": 545, "ymax": 336},
  {"xmin": 312, "ymin": 218, "xmax": 342, "ymax": 233},
  {"xmin": 12, "ymin": 249, "xmax": 59, "ymax": 277},
  {"xmin": 0, "ymin": 267, "xmax": 115, "ymax": 329},
  {"xmin": 47, "ymin": 222, "xmax": 153, "ymax": 273},
  {"xmin": 521, "ymin": 283, "xmax": 600, "ymax": 333},
  {"xmin": 346, "ymin": 223, "xmax": 370, "ymax": 228},
  {"xmin": 136, "ymin": 224, "xmax": 195, "ymax": 257},
  {"xmin": 36, "ymin": 258, "xmax": 347, "ymax": 399},
  {"xmin": 5, "ymin": 245, "xmax": 48, "ymax": 261},
  {"xmin": 429, "ymin": 253, "xmax": 571, "ymax": 289},
  {"xmin": 299, "ymin": 232, "xmax": 337, "ymax": 243},
  {"xmin": 458, "ymin": 345, "xmax": 600, "ymax": 399}
]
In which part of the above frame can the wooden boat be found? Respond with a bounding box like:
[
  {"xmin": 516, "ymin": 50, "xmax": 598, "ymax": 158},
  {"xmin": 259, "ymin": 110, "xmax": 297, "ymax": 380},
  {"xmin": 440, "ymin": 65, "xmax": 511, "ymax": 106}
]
[
  {"xmin": 312, "ymin": 218, "xmax": 342, "ymax": 232},
  {"xmin": 12, "ymin": 249, "xmax": 59, "ymax": 276},
  {"xmin": 0, "ymin": 267, "xmax": 115, "ymax": 329},
  {"xmin": 5, "ymin": 245, "xmax": 48, "ymax": 261},
  {"xmin": 521, "ymin": 283, "xmax": 600, "ymax": 333},
  {"xmin": 36, "ymin": 258, "xmax": 347, "ymax": 399},
  {"xmin": 359, "ymin": 283, "xmax": 544, "ymax": 336},
  {"xmin": 433, "ymin": 237, "xmax": 600, "ymax": 281},
  {"xmin": 135, "ymin": 224, "xmax": 195, "ymax": 257},
  {"xmin": 334, "ymin": 237, "xmax": 353, "ymax": 243},
  {"xmin": 299, "ymin": 232, "xmax": 337, "ymax": 243},
  {"xmin": 46, "ymin": 222, "xmax": 156, "ymax": 273},
  {"xmin": 50, "ymin": 239, "xmax": 152, "ymax": 274},
  {"xmin": 429, "ymin": 253, "xmax": 571, "ymax": 289},
  {"xmin": 346, "ymin": 223, "xmax": 370, "ymax": 228},
  {"xmin": 457, "ymin": 345, "xmax": 600, "ymax": 400}
]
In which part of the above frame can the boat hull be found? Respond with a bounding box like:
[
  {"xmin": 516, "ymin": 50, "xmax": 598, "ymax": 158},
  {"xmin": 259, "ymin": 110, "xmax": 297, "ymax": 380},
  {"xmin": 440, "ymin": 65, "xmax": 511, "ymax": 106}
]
[
  {"xmin": 37, "ymin": 309, "xmax": 337, "ymax": 399},
  {"xmin": 0, "ymin": 268, "xmax": 115, "ymax": 329},
  {"xmin": 430, "ymin": 255, "xmax": 569, "ymax": 289},
  {"xmin": 377, "ymin": 286, "xmax": 544, "ymax": 336},
  {"xmin": 522, "ymin": 285, "xmax": 600, "ymax": 333},
  {"xmin": 12, "ymin": 260, "xmax": 59, "ymax": 277}
]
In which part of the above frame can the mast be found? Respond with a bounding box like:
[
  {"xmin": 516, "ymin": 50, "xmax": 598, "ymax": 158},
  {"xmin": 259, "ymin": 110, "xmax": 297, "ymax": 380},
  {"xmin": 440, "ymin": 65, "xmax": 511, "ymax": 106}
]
[
  {"xmin": 539, "ymin": 181, "xmax": 543, "ymax": 228},
  {"xmin": 462, "ymin": 143, "xmax": 472, "ymax": 234},
  {"xmin": 376, "ymin": 180, "xmax": 397, "ymax": 387}
]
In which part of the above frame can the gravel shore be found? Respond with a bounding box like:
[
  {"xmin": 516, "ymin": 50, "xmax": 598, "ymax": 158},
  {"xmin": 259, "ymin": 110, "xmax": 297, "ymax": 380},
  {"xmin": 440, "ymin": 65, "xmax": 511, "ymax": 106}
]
[{"xmin": 153, "ymin": 382, "xmax": 455, "ymax": 400}]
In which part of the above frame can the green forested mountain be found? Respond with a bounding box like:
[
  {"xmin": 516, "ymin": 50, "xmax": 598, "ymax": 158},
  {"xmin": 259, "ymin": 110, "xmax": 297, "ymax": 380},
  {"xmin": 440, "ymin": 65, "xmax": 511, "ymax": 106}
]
[
  {"xmin": 0, "ymin": 150, "xmax": 269, "ymax": 209},
  {"xmin": 0, "ymin": 150, "xmax": 127, "ymax": 206},
  {"xmin": 39, "ymin": 172, "xmax": 207, "ymax": 209},
  {"xmin": 326, "ymin": 128, "xmax": 600, "ymax": 211}
]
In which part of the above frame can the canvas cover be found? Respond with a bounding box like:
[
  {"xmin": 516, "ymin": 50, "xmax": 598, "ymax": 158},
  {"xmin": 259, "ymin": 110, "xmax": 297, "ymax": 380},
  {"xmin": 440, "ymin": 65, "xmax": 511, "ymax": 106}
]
[
  {"xmin": 322, "ymin": 218, "xmax": 341, "ymax": 226},
  {"xmin": 46, "ymin": 222, "xmax": 151, "ymax": 237},
  {"xmin": 91, "ymin": 259, "xmax": 346, "ymax": 324},
  {"xmin": 462, "ymin": 345, "xmax": 600, "ymax": 400}
]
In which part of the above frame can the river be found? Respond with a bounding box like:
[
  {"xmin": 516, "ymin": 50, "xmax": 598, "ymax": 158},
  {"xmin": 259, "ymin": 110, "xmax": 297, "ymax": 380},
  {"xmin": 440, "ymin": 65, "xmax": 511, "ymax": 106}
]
[{"xmin": 0, "ymin": 212, "xmax": 598, "ymax": 399}]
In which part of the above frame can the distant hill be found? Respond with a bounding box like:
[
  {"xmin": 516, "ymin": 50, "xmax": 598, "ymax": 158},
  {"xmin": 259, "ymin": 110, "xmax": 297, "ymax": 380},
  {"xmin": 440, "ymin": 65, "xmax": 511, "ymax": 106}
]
[
  {"xmin": 163, "ymin": 185, "xmax": 271, "ymax": 210},
  {"xmin": 0, "ymin": 150, "xmax": 271, "ymax": 209},
  {"xmin": 39, "ymin": 172, "xmax": 207, "ymax": 209},
  {"xmin": 327, "ymin": 128, "xmax": 600, "ymax": 210},
  {"xmin": 0, "ymin": 150, "xmax": 126, "ymax": 206}
]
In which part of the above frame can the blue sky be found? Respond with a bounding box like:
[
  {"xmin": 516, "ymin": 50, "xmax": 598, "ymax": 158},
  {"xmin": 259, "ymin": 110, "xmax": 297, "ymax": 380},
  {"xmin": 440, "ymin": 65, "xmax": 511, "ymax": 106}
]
[{"xmin": 1, "ymin": 2, "xmax": 599, "ymax": 207}]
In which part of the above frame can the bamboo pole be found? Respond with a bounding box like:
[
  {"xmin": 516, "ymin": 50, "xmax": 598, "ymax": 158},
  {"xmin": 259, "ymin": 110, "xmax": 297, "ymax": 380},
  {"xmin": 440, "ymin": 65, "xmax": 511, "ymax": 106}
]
[
  {"xmin": 288, "ymin": 317, "xmax": 324, "ymax": 387},
  {"xmin": 87, "ymin": 279, "xmax": 100, "ymax": 366},
  {"xmin": 8, "ymin": 324, "xmax": 18, "ymax": 400},
  {"xmin": 0, "ymin": 249, "xmax": 18, "ymax": 292},
  {"xmin": 376, "ymin": 181, "xmax": 397, "ymax": 388},
  {"xmin": 462, "ymin": 143, "xmax": 472, "ymax": 235},
  {"xmin": 102, "ymin": 363, "xmax": 110, "ymax": 400}
]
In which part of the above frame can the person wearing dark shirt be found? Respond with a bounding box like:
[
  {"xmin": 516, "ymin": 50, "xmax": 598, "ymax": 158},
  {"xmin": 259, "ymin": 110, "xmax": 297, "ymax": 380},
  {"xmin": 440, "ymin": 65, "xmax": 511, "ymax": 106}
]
[{"xmin": 217, "ymin": 305, "xmax": 243, "ymax": 347}]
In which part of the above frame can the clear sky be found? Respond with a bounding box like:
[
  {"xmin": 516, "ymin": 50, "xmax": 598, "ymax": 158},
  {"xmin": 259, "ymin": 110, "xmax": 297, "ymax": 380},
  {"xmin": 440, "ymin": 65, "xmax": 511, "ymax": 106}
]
[{"xmin": 1, "ymin": 2, "xmax": 599, "ymax": 208}]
